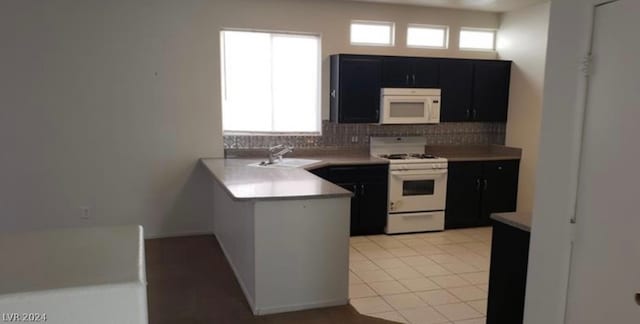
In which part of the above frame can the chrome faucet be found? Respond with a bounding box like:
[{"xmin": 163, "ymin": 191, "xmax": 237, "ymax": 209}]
[{"xmin": 267, "ymin": 144, "xmax": 294, "ymax": 164}]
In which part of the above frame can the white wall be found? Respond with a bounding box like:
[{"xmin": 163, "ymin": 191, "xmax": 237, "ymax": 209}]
[
  {"xmin": 0, "ymin": 0, "xmax": 219, "ymax": 238},
  {"xmin": 0, "ymin": 0, "xmax": 499, "ymax": 237},
  {"xmin": 524, "ymin": 0, "xmax": 597, "ymax": 323},
  {"xmin": 210, "ymin": 0, "xmax": 500, "ymax": 120},
  {"xmin": 497, "ymin": 2, "xmax": 550, "ymax": 213}
]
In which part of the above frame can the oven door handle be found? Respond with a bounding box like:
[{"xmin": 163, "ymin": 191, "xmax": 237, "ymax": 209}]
[
  {"xmin": 400, "ymin": 212, "xmax": 440, "ymax": 218},
  {"xmin": 390, "ymin": 170, "xmax": 448, "ymax": 177}
]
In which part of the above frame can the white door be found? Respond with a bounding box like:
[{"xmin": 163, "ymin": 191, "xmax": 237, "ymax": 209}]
[{"xmin": 566, "ymin": 1, "xmax": 640, "ymax": 323}]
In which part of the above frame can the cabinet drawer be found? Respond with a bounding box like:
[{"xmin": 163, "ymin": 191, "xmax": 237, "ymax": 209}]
[
  {"xmin": 387, "ymin": 211, "xmax": 444, "ymax": 234},
  {"xmin": 328, "ymin": 165, "xmax": 388, "ymax": 183}
]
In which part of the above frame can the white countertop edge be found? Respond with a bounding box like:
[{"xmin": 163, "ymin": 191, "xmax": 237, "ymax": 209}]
[
  {"xmin": 199, "ymin": 158, "xmax": 388, "ymax": 201},
  {"xmin": 200, "ymin": 159, "xmax": 355, "ymax": 201}
]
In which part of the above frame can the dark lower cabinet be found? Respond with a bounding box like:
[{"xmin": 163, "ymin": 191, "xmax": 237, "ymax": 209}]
[
  {"xmin": 356, "ymin": 182, "xmax": 388, "ymax": 235},
  {"xmin": 444, "ymin": 162, "xmax": 483, "ymax": 229},
  {"xmin": 310, "ymin": 165, "xmax": 388, "ymax": 236},
  {"xmin": 445, "ymin": 160, "xmax": 519, "ymax": 229},
  {"xmin": 487, "ymin": 221, "xmax": 530, "ymax": 324},
  {"xmin": 481, "ymin": 161, "xmax": 520, "ymax": 224}
]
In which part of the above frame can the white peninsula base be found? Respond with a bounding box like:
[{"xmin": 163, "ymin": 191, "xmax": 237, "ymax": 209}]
[{"xmin": 212, "ymin": 180, "xmax": 351, "ymax": 315}]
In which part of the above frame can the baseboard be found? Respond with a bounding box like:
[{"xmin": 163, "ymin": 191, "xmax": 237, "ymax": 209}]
[
  {"xmin": 254, "ymin": 298, "xmax": 349, "ymax": 315},
  {"xmin": 215, "ymin": 237, "xmax": 256, "ymax": 312}
]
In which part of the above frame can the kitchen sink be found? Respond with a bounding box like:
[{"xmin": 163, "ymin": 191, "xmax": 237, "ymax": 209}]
[{"xmin": 247, "ymin": 158, "xmax": 321, "ymax": 168}]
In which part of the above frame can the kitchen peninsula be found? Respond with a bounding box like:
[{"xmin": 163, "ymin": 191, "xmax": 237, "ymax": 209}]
[{"xmin": 201, "ymin": 154, "xmax": 386, "ymax": 315}]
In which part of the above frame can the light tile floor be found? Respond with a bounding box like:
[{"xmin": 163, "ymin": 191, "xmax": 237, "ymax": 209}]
[{"xmin": 349, "ymin": 227, "xmax": 492, "ymax": 324}]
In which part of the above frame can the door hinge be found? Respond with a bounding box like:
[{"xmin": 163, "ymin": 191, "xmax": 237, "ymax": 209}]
[{"xmin": 581, "ymin": 54, "xmax": 593, "ymax": 76}]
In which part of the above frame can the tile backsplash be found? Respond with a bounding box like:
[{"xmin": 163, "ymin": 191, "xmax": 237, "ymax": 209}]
[{"xmin": 224, "ymin": 121, "xmax": 505, "ymax": 150}]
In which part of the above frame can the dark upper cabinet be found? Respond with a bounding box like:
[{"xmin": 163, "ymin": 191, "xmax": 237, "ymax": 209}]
[
  {"xmin": 382, "ymin": 57, "xmax": 439, "ymax": 88},
  {"xmin": 445, "ymin": 160, "xmax": 520, "ymax": 229},
  {"xmin": 330, "ymin": 55, "xmax": 382, "ymax": 123},
  {"xmin": 440, "ymin": 60, "xmax": 474, "ymax": 122},
  {"xmin": 440, "ymin": 59, "xmax": 511, "ymax": 122},
  {"xmin": 330, "ymin": 54, "xmax": 510, "ymax": 124},
  {"xmin": 473, "ymin": 61, "xmax": 512, "ymax": 122},
  {"xmin": 382, "ymin": 57, "xmax": 413, "ymax": 87},
  {"xmin": 312, "ymin": 164, "xmax": 388, "ymax": 236},
  {"xmin": 412, "ymin": 58, "xmax": 440, "ymax": 88}
]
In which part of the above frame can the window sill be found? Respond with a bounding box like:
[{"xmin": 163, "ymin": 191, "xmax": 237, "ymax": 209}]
[{"xmin": 224, "ymin": 131, "xmax": 322, "ymax": 137}]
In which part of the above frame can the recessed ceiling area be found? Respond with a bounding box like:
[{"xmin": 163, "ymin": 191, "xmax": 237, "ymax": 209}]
[{"xmin": 342, "ymin": 0, "xmax": 548, "ymax": 12}]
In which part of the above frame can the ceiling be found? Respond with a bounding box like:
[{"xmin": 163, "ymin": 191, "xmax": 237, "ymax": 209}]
[{"xmin": 342, "ymin": 0, "xmax": 547, "ymax": 12}]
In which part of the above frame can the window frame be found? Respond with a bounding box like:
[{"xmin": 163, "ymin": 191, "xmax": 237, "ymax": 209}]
[
  {"xmin": 406, "ymin": 23, "xmax": 449, "ymax": 49},
  {"xmin": 458, "ymin": 27, "xmax": 497, "ymax": 52},
  {"xmin": 350, "ymin": 20, "xmax": 396, "ymax": 47},
  {"xmin": 220, "ymin": 28, "xmax": 322, "ymax": 136}
]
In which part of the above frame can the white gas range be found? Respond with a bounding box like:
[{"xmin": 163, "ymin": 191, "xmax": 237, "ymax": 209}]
[{"xmin": 371, "ymin": 137, "xmax": 448, "ymax": 234}]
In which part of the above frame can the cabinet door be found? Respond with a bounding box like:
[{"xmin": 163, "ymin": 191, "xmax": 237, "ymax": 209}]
[
  {"xmin": 327, "ymin": 164, "xmax": 388, "ymax": 236},
  {"xmin": 336, "ymin": 56, "xmax": 382, "ymax": 123},
  {"xmin": 481, "ymin": 160, "xmax": 520, "ymax": 225},
  {"xmin": 472, "ymin": 61, "xmax": 511, "ymax": 122},
  {"xmin": 308, "ymin": 166, "xmax": 329, "ymax": 180},
  {"xmin": 358, "ymin": 182, "xmax": 388, "ymax": 235},
  {"xmin": 335, "ymin": 182, "xmax": 362, "ymax": 236},
  {"xmin": 412, "ymin": 58, "xmax": 440, "ymax": 88},
  {"xmin": 445, "ymin": 162, "xmax": 483, "ymax": 229},
  {"xmin": 382, "ymin": 57, "xmax": 412, "ymax": 87},
  {"xmin": 440, "ymin": 59, "xmax": 474, "ymax": 122},
  {"xmin": 487, "ymin": 222, "xmax": 530, "ymax": 324}
]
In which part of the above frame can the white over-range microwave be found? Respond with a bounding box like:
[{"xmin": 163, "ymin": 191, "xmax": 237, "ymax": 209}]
[{"xmin": 380, "ymin": 88, "xmax": 441, "ymax": 124}]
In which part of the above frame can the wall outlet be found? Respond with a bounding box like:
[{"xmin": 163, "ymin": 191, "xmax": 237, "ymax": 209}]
[
  {"xmin": 351, "ymin": 136, "xmax": 358, "ymax": 143},
  {"xmin": 79, "ymin": 207, "xmax": 91, "ymax": 221}
]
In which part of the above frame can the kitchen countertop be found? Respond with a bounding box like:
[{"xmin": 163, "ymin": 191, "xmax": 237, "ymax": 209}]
[
  {"xmin": 491, "ymin": 212, "xmax": 532, "ymax": 232},
  {"xmin": 425, "ymin": 144, "xmax": 522, "ymax": 162},
  {"xmin": 201, "ymin": 151, "xmax": 388, "ymax": 201}
]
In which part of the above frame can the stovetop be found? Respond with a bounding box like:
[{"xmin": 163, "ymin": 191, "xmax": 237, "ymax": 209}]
[
  {"xmin": 370, "ymin": 136, "xmax": 448, "ymax": 165},
  {"xmin": 377, "ymin": 153, "xmax": 448, "ymax": 165},
  {"xmin": 379, "ymin": 153, "xmax": 438, "ymax": 160}
]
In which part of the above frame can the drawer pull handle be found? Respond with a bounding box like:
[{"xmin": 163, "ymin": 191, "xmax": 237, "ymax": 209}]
[{"xmin": 635, "ymin": 293, "xmax": 640, "ymax": 306}]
